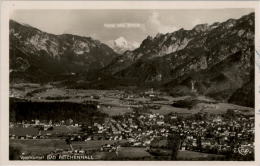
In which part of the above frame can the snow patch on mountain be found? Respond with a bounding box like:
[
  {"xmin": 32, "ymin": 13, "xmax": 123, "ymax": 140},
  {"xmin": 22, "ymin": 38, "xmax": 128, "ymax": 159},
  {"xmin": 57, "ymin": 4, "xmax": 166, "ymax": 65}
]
[{"xmin": 107, "ymin": 37, "xmax": 140, "ymax": 54}]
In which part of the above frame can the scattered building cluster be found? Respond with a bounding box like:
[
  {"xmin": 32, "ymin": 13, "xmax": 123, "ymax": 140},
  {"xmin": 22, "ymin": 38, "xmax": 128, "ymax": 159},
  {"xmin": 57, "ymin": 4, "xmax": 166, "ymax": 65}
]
[{"xmin": 10, "ymin": 109, "xmax": 254, "ymax": 159}]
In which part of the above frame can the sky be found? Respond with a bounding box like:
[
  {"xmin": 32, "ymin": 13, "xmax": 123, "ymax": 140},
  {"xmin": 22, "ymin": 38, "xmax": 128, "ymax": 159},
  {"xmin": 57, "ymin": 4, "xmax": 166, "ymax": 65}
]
[{"xmin": 11, "ymin": 9, "xmax": 254, "ymax": 46}]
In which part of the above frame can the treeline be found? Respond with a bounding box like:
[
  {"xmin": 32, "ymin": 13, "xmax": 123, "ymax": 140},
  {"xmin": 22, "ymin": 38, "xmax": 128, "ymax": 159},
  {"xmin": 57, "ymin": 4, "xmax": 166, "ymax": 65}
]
[{"xmin": 10, "ymin": 98, "xmax": 108, "ymax": 124}]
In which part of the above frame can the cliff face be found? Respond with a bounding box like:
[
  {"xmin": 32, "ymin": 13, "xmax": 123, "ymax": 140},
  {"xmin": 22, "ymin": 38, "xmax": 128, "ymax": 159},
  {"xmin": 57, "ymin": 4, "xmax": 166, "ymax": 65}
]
[
  {"xmin": 107, "ymin": 13, "xmax": 254, "ymax": 104},
  {"xmin": 10, "ymin": 20, "xmax": 119, "ymax": 82}
]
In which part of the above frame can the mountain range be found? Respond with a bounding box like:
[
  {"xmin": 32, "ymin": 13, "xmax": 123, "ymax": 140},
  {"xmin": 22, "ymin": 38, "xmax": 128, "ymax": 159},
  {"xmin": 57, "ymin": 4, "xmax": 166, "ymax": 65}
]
[
  {"xmin": 10, "ymin": 20, "xmax": 119, "ymax": 82},
  {"xmin": 9, "ymin": 12, "xmax": 255, "ymax": 107}
]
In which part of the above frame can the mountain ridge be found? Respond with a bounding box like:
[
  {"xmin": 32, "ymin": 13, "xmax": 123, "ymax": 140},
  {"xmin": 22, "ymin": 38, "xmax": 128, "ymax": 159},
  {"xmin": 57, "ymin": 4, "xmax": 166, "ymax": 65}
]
[
  {"xmin": 9, "ymin": 12, "xmax": 255, "ymax": 107},
  {"xmin": 96, "ymin": 12, "xmax": 255, "ymax": 106},
  {"xmin": 10, "ymin": 19, "xmax": 119, "ymax": 82}
]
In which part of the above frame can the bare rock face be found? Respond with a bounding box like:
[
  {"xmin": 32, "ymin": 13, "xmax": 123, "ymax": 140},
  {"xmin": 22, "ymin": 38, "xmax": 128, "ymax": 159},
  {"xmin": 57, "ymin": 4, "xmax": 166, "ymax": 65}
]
[
  {"xmin": 107, "ymin": 13, "xmax": 254, "ymax": 106},
  {"xmin": 10, "ymin": 20, "xmax": 119, "ymax": 82}
]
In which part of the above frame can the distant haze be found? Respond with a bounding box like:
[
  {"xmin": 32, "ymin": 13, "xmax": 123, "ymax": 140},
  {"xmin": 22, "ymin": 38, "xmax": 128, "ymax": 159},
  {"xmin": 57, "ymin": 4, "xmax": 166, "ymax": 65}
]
[{"xmin": 11, "ymin": 9, "xmax": 254, "ymax": 46}]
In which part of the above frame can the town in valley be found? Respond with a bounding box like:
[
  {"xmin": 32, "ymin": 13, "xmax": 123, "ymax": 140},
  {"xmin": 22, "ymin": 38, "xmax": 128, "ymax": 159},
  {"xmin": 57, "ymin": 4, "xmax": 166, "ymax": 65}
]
[
  {"xmin": 9, "ymin": 84, "xmax": 254, "ymax": 160},
  {"xmin": 9, "ymin": 9, "xmax": 255, "ymax": 161}
]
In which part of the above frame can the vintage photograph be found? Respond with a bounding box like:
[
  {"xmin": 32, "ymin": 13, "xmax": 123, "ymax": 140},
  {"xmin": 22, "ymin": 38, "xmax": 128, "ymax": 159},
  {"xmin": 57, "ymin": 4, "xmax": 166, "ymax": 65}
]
[{"xmin": 8, "ymin": 8, "xmax": 255, "ymax": 161}]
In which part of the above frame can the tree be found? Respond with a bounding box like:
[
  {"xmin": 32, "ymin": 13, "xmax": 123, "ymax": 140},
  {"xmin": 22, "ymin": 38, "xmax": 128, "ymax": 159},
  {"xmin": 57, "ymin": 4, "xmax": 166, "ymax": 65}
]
[
  {"xmin": 196, "ymin": 136, "xmax": 202, "ymax": 151},
  {"xmin": 226, "ymin": 109, "xmax": 235, "ymax": 119},
  {"xmin": 65, "ymin": 138, "xmax": 74, "ymax": 151},
  {"xmin": 167, "ymin": 131, "xmax": 181, "ymax": 160},
  {"xmin": 9, "ymin": 146, "xmax": 22, "ymax": 160}
]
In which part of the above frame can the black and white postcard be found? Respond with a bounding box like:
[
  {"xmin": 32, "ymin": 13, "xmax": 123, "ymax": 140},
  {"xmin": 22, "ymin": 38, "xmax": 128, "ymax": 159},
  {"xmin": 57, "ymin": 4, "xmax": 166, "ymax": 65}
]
[{"xmin": 0, "ymin": 1, "xmax": 260, "ymax": 165}]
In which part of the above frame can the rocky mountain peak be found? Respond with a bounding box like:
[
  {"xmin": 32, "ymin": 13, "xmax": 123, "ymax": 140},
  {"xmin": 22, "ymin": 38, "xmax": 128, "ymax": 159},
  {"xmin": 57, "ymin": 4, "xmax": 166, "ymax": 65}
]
[
  {"xmin": 10, "ymin": 20, "xmax": 119, "ymax": 81},
  {"xmin": 192, "ymin": 23, "xmax": 209, "ymax": 32},
  {"xmin": 107, "ymin": 37, "xmax": 139, "ymax": 54},
  {"xmin": 107, "ymin": 12, "xmax": 254, "ymax": 107}
]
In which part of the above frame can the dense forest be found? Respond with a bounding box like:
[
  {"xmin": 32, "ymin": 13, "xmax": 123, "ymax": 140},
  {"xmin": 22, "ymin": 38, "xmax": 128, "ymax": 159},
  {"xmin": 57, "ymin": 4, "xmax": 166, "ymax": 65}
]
[{"xmin": 10, "ymin": 98, "xmax": 108, "ymax": 124}]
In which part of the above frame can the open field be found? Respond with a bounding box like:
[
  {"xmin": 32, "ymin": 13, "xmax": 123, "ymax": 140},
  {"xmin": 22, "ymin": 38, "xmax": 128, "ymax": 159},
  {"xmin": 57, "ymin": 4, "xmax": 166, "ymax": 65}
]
[
  {"xmin": 177, "ymin": 150, "xmax": 225, "ymax": 160},
  {"xmin": 10, "ymin": 139, "xmax": 124, "ymax": 155},
  {"xmin": 10, "ymin": 83, "xmax": 254, "ymax": 116},
  {"xmin": 93, "ymin": 148, "xmax": 225, "ymax": 160},
  {"xmin": 94, "ymin": 147, "xmax": 152, "ymax": 160},
  {"xmin": 102, "ymin": 106, "xmax": 132, "ymax": 116},
  {"xmin": 10, "ymin": 139, "xmax": 225, "ymax": 160},
  {"xmin": 117, "ymin": 147, "xmax": 152, "ymax": 159}
]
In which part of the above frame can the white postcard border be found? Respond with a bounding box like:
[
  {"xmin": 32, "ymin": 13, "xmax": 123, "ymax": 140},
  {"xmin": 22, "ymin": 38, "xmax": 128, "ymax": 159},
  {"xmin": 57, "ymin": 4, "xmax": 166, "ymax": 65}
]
[{"xmin": 1, "ymin": 1, "xmax": 260, "ymax": 166}]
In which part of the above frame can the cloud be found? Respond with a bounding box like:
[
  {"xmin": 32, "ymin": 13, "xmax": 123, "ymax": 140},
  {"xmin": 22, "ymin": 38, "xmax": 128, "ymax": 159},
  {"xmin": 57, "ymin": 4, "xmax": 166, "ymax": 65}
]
[{"xmin": 145, "ymin": 12, "xmax": 178, "ymax": 35}]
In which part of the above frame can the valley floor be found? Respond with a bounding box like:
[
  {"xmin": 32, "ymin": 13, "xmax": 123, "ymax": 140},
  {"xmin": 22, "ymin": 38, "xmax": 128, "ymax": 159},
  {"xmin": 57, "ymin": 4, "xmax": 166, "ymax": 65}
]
[
  {"xmin": 10, "ymin": 83, "xmax": 254, "ymax": 116},
  {"xmin": 9, "ymin": 83, "xmax": 255, "ymax": 161}
]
